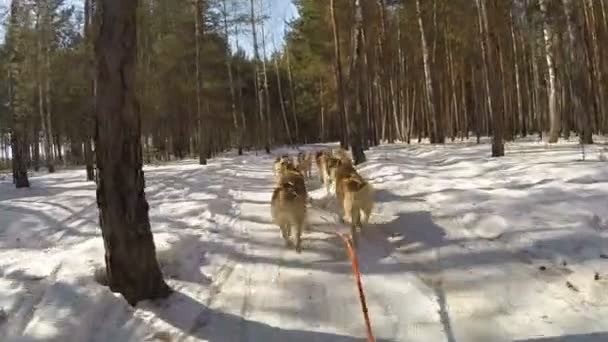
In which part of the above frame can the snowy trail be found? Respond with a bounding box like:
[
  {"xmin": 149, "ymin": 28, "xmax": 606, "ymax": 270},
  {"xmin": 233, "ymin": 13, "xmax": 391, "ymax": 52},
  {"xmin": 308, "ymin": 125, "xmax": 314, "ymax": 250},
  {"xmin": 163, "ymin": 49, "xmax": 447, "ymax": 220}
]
[{"xmin": 2, "ymin": 139, "xmax": 608, "ymax": 341}]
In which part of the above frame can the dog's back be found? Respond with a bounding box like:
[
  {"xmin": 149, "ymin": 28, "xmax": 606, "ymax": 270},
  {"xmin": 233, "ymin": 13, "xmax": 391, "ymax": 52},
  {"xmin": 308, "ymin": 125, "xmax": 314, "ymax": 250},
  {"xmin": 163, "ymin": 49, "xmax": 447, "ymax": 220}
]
[
  {"xmin": 342, "ymin": 175, "xmax": 374, "ymax": 221},
  {"xmin": 271, "ymin": 172, "xmax": 308, "ymax": 252},
  {"xmin": 271, "ymin": 178, "xmax": 307, "ymax": 218},
  {"xmin": 335, "ymin": 161, "xmax": 374, "ymax": 237}
]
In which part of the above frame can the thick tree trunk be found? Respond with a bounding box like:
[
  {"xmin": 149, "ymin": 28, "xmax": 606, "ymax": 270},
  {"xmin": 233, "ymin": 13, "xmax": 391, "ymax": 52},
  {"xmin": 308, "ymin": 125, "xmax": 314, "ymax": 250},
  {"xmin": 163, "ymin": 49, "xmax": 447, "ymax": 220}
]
[
  {"xmin": 347, "ymin": 0, "xmax": 367, "ymax": 166},
  {"xmin": 476, "ymin": 0, "xmax": 503, "ymax": 156},
  {"xmin": 539, "ymin": 0, "xmax": 560, "ymax": 143},
  {"xmin": 562, "ymin": 0, "xmax": 593, "ymax": 144},
  {"xmin": 95, "ymin": 0, "xmax": 170, "ymax": 305},
  {"xmin": 40, "ymin": 0, "xmax": 55, "ymax": 173},
  {"xmin": 8, "ymin": 0, "xmax": 29, "ymax": 188}
]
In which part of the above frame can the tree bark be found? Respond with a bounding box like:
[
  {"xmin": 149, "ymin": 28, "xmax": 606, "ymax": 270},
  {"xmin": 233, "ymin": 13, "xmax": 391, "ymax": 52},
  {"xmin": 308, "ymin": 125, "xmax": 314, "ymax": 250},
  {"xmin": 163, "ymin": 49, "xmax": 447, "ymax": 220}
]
[
  {"xmin": 194, "ymin": 0, "xmax": 206, "ymax": 165},
  {"xmin": 330, "ymin": 0, "xmax": 349, "ymax": 148},
  {"xmin": 95, "ymin": 0, "xmax": 170, "ymax": 305},
  {"xmin": 249, "ymin": 0, "xmax": 270, "ymax": 153},
  {"xmin": 562, "ymin": 0, "xmax": 593, "ymax": 144},
  {"xmin": 347, "ymin": 0, "xmax": 367, "ymax": 165},
  {"xmin": 39, "ymin": 0, "xmax": 55, "ymax": 173},
  {"xmin": 8, "ymin": 0, "xmax": 29, "ymax": 188},
  {"xmin": 234, "ymin": 23, "xmax": 247, "ymax": 154},
  {"xmin": 416, "ymin": 0, "xmax": 443, "ymax": 144},
  {"xmin": 285, "ymin": 45, "xmax": 299, "ymax": 142},
  {"xmin": 273, "ymin": 52, "xmax": 292, "ymax": 144},
  {"xmin": 84, "ymin": 0, "xmax": 95, "ymax": 181},
  {"xmin": 539, "ymin": 0, "xmax": 560, "ymax": 143},
  {"xmin": 221, "ymin": 0, "xmax": 240, "ymax": 150},
  {"xmin": 510, "ymin": 9, "xmax": 524, "ymax": 139},
  {"xmin": 476, "ymin": 0, "xmax": 503, "ymax": 156},
  {"xmin": 260, "ymin": 16, "xmax": 273, "ymax": 148}
]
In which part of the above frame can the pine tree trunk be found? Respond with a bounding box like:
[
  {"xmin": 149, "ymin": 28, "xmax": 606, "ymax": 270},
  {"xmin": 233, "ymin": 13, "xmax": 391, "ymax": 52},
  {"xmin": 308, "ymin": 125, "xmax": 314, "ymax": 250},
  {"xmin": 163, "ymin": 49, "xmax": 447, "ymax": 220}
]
[
  {"xmin": 562, "ymin": 0, "xmax": 593, "ymax": 144},
  {"xmin": 234, "ymin": 20, "xmax": 247, "ymax": 154},
  {"xmin": 273, "ymin": 55, "xmax": 292, "ymax": 144},
  {"xmin": 476, "ymin": 0, "xmax": 503, "ymax": 156},
  {"xmin": 194, "ymin": 0, "xmax": 206, "ymax": 165},
  {"xmin": 583, "ymin": 0, "xmax": 604, "ymax": 134},
  {"xmin": 539, "ymin": 0, "xmax": 560, "ymax": 143},
  {"xmin": 41, "ymin": 0, "xmax": 55, "ymax": 173},
  {"xmin": 319, "ymin": 77, "xmax": 325, "ymax": 141},
  {"xmin": 221, "ymin": 0, "xmax": 240, "ymax": 150},
  {"xmin": 8, "ymin": 0, "xmax": 29, "ymax": 188},
  {"xmin": 330, "ymin": 0, "xmax": 349, "ymax": 148},
  {"xmin": 510, "ymin": 10, "xmax": 524, "ymax": 139},
  {"xmin": 249, "ymin": 0, "xmax": 269, "ymax": 153},
  {"xmin": 416, "ymin": 0, "xmax": 442, "ymax": 144},
  {"xmin": 84, "ymin": 0, "xmax": 95, "ymax": 181},
  {"xmin": 260, "ymin": 19, "xmax": 273, "ymax": 148},
  {"xmin": 347, "ymin": 0, "xmax": 367, "ymax": 166},
  {"xmin": 285, "ymin": 46, "xmax": 299, "ymax": 142},
  {"xmin": 95, "ymin": 0, "xmax": 170, "ymax": 305}
]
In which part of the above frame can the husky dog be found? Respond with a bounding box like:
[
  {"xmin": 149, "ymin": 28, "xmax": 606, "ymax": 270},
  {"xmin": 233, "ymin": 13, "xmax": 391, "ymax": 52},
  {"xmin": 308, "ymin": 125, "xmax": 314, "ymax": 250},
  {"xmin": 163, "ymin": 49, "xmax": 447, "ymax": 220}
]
[
  {"xmin": 271, "ymin": 171, "xmax": 308, "ymax": 252},
  {"xmin": 334, "ymin": 159, "xmax": 374, "ymax": 245},
  {"xmin": 318, "ymin": 153, "xmax": 340, "ymax": 193},
  {"xmin": 333, "ymin": 148, "xmax": 351, "ymax": 163},
  {"xmin": 314, "ymin": 151, "xmax": 326, "ymax": 182},
  {"xmin": 296, "ymin": 152, "xmax": 313, "ymax": 179},
  {"xmin": 273, "ymin": 155, "xmax": 294, "ymax": 184}
]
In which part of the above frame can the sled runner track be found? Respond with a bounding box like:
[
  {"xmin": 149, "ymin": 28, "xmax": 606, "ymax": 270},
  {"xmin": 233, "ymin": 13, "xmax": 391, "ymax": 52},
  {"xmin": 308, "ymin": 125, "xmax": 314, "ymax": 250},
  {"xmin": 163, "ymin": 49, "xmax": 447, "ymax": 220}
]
[{"xmin": 1, "ymin": 264, "xmax": 62, "ymax": 340}]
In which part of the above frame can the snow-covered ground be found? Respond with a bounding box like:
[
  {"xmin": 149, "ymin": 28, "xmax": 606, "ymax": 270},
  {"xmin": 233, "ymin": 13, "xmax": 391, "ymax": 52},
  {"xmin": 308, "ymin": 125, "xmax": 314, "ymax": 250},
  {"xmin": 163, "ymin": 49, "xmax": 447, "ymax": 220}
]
[{"xmin": 1, "ymin": 138, "xmax": 608, "ymax": 342}]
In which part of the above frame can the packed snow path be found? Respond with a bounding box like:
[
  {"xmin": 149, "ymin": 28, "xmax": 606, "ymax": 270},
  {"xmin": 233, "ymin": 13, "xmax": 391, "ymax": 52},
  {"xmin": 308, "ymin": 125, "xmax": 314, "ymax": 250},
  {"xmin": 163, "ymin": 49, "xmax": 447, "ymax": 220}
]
[{"xmin": 1, "ymin": 139, "xmax": 608, "ymax": 342}]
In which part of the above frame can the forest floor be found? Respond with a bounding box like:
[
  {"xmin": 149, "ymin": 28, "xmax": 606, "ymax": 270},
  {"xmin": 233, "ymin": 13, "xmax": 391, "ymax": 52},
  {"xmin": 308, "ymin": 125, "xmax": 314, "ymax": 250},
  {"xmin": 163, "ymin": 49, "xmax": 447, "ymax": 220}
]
[{"xmin": 2, "ymin": 137, "xmax": 608, "ymax": 342}]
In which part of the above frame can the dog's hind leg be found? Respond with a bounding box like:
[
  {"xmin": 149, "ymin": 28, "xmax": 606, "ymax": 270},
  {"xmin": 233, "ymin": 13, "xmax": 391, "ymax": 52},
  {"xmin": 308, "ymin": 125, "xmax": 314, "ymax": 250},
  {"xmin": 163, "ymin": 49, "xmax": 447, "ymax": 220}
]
[
  {"xmin": 323, "ymin": 173, "xmax": 331, "ymax": 193},
  {"xmin": 352, "ymin": 204, "xmax": 362, "ymax": 232},
  {"xmin": 280, "ymin": 224, "xmax": 292, "ymax": 247},
  {"xmin": 361, "ymin": 202, "xmax": 372, "ymax": 225},
  {"xmin": 295, "ymin": 223, "xmax": 303, "ymax": 253},
  {"xmin": 350, "ymin": 205, "xmax": 361, "ymax": 246}
]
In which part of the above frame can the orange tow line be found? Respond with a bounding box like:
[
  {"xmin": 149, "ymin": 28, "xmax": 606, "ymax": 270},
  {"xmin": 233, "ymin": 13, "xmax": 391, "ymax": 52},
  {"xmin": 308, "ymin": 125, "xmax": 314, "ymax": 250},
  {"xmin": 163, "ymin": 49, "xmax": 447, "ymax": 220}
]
[{"xmin": 337, "ymin": 233, "xmax": 376, "ymax": 342}]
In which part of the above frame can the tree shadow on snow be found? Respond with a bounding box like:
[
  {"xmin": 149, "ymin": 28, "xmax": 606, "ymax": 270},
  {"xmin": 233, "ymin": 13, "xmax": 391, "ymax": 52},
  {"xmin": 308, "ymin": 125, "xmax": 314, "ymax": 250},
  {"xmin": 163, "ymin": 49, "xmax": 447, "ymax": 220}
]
[{"xmin": 148, "ymin": 290, "xmax": 392, "ymax": 342}]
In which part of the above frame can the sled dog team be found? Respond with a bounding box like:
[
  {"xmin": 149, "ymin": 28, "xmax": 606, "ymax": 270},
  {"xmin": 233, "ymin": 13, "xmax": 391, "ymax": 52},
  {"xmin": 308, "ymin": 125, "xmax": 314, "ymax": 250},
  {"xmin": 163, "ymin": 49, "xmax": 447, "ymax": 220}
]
[{"xmin": 271, "ymin": 148, "xmax": 375, "ymax": 252}]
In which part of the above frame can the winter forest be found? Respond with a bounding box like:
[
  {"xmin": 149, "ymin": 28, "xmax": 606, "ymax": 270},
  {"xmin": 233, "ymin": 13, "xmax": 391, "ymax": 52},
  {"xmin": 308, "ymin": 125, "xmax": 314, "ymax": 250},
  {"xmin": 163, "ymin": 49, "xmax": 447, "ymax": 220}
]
[{"xmin": 1, "ymin": 0, "xmax": 608, "ymax": 341}]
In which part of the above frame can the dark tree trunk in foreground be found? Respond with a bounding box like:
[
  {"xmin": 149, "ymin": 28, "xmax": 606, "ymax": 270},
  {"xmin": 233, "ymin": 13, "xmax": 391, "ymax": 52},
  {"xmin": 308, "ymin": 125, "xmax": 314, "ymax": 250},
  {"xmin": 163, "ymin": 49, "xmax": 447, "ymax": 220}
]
[
  {"xmin": 348, "ymin": 0, "xmax": 367, "ymax": 165},
  {"xmin": 95, "ymin": 0, "xmax": 170, "ymax": 305},
  {"xmin": 8, "ymin": 0, "xmax": 29, "ymax": 188}
]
